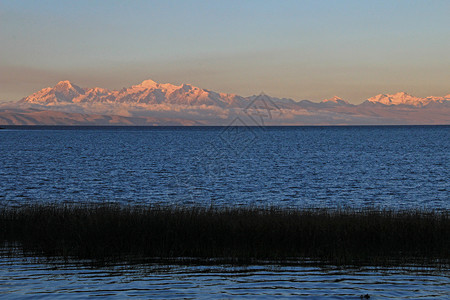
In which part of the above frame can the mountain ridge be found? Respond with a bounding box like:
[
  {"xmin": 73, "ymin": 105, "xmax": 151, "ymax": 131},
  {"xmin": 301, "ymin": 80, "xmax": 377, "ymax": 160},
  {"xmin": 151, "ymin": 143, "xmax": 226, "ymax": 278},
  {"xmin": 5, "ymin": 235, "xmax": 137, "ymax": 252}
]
[
  {"xmin": 17, "ymin": 79, "xmax": 450, "ymax": 107},
  {"xmin": 2, "ymin": 79, "xmax": 449, "ymax": 125}
]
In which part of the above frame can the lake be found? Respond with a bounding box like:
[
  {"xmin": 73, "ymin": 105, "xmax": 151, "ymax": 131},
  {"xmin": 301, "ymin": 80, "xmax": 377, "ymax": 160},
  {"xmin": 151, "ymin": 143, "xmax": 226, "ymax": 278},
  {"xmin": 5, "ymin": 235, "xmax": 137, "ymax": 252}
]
[
  {"xmin": 0, "ymin": 126, "xmax": 449, "ymax": 298},
  {"xmin": 0, "ymin": 255, "xmax": 448, "ymax": 299},
  {"xmin": 1, "ymin": 126, "xmax": 449, "ymax": 209}
]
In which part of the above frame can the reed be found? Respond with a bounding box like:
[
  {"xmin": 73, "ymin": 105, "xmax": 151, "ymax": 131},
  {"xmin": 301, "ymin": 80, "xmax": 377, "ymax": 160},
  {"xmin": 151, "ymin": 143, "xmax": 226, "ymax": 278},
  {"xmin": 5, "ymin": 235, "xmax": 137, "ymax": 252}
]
[{"xmin": 0, "ymin": 204, "xmax": 448, "ymax": 266}]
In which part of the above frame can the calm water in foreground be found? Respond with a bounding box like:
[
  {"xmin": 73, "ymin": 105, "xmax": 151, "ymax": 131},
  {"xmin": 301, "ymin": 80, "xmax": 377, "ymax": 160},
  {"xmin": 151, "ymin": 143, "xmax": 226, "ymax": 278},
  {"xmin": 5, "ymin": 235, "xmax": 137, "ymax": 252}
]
[
  {"xmin": 0, "ymin": 126, "xmax": 449, "ymax": 298},
  {"xmin": 0, "ymin": 255, "xmax": 448, "ymax": 299}
]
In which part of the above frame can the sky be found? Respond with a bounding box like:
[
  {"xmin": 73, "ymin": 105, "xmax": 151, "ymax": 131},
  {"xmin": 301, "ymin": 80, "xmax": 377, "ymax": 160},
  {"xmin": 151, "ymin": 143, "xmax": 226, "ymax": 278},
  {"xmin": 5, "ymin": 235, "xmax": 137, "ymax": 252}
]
[{"xmin": 1, "ymin": 0, "xmax": 449, "ymax": 104}]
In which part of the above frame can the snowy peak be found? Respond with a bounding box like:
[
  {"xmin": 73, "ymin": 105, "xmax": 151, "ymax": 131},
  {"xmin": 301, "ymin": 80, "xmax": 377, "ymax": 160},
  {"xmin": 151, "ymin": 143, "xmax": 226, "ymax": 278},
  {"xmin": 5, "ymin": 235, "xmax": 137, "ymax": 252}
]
[
  {"xmin": 323, "ymin": 96, "xmax": 343, "ymax": 102},
  {"xmin": 138, "ymin": 79, "xmax": 158, "ymax": 88},
  {"xmin": 17, "ymin": 79, "xmax": 245, "ymax": 107},
  {"xmin": 87, "ymin": 87, "xmax": 110, "ymax": 94},
  {"xmin": 131, "ymin": 79, "xmax": 199, "ymax": 95},
  {"xmin": 367, "ymin": 92, "xmax": 432, "ymax": 106},
  {"xmin": 19, "ymin": 80, "xmax": 85, "ymax": 104},
  {"xmin": 130, "ymin": 79, "xmax": 160, "ymax": 91},
  {"xmin": 17, "ymin": 80, "xmax": 449, "ymax": 110},
  {"xmin": 55, "ymin": 80, "xmax": 75, "ymax": 88},
  {"xmin": 8, "ymin": 80, "xmax": 450, "ymax": 126},
  {"xmin": 54, "ymin": 80, "xmax": 83, "ymax": 92},
  {"xmin": 320, "ymin": 96, "xmax": 351, "ymax": 107}
]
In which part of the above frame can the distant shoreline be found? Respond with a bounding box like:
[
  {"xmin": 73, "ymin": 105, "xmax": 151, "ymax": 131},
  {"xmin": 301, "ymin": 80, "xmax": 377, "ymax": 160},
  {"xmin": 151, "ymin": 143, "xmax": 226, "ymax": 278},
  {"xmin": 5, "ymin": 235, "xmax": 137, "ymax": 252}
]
[{"xmin": 1, "ymin": 124, "xmax": 449, "ymax": 129}]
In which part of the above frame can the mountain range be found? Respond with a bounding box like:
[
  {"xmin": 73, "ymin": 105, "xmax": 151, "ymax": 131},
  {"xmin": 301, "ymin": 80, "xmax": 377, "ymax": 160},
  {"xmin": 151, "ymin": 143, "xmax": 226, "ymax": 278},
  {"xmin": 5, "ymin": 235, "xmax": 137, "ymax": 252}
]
[{"xmin": 1, "ymin": 80, "xmax": 449, "ymax": 125}]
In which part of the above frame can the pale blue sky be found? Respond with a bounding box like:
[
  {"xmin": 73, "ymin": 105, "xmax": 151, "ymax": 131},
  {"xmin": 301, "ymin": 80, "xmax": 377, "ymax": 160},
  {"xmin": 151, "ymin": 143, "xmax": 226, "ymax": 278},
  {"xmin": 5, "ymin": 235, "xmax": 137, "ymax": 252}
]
[{"xmin": 1, "ymin": 0, "xmax": 449, "ymax": 103}]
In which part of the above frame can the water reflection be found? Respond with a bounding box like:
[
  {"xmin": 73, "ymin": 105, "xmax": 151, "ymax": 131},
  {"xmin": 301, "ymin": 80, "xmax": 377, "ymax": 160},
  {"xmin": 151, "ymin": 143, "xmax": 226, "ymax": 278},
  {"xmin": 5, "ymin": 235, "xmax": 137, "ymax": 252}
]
[{"xmin": 0, "ymin": 255, "xmax": 448, "ymax": 299}]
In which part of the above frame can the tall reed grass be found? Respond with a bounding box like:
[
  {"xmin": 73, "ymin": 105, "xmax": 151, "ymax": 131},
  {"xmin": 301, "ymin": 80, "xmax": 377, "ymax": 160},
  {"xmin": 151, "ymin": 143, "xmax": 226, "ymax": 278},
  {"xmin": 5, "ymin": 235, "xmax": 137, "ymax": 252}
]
[{"xmin": 0, "ymin": 204, "xmax": 448, "ymax": 266}]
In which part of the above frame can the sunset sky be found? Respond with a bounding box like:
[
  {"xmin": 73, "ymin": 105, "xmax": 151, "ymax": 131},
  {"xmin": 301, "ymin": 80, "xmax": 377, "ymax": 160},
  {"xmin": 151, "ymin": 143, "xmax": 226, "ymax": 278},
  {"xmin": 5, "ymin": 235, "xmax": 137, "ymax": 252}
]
[{"xmin": 1, "ymin": 0, "xmax": 449, "ymax": 104}]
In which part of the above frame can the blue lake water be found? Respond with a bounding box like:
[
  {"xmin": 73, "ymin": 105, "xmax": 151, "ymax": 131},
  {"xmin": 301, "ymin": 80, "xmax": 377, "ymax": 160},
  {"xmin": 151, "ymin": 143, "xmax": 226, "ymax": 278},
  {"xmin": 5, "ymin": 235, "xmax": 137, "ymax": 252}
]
[
  {"xmin": 0, "ymin": 126, "xmax": 449, "ymax": 298},
  {"xmin": 0, "ymin": 254, "xmax": 449, "ymax": 299},
  {"xmin": 0, "ymin": 126, "xmax": 449, "ymax": 209}
]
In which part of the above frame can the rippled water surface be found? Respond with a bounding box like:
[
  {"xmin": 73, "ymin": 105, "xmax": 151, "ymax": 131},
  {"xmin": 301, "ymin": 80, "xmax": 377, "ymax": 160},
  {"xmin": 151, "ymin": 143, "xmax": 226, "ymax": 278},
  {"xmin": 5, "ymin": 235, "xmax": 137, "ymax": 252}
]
[
  {"xmin": 1, "ymin": 126, "xmax": 449, "ymax": 298},
  {"xmin": 0, "ymin": 256, "xmax": 448, "ymax": 299},
  {"xmin": 1, "ymin": 126, "xmax": 449, "ymax": 209}
]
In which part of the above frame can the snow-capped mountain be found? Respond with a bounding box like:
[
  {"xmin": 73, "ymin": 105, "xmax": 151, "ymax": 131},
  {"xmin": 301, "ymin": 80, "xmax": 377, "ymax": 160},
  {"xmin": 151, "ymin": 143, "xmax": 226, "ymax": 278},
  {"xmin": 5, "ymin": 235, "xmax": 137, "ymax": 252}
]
[
  {"xmin": 366, "ymin": 92, "xmax": 450, "ymax": 107},
  {"xmin": 18, "ymin": 80, "xmax": 449, "ymax": 109},
  {"xmin": 320, "ymin": 96, "xmax": 352, "ymax": 107},
  {"xmin": 19, "ymin": 79, "xmax": 248, "ymax": 108},
  {"xmin": 20, "ymin": 80, "xmax": 86, "ymax": 104},
  {"xmin": 1, "ymin": 79, "xmax": 449, "ymax": 125}
]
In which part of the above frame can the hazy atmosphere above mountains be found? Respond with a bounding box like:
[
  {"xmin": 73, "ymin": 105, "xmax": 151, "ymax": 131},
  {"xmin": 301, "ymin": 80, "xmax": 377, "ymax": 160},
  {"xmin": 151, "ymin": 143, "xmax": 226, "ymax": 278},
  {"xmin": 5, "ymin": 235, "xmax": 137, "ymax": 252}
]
[
  {"xmin": 0, "ymin": 79, "xmax": 448, "ymax": 125},
  {"xmin": 1, "ymin": 1, "xmax": 450, "ymax": 105}
]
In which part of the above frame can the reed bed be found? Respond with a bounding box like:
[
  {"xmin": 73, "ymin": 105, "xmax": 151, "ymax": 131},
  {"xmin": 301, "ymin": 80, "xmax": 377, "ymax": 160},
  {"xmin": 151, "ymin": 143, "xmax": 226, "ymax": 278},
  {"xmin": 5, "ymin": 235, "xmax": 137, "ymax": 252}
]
[{"xmin": 0, "ymin": 204, "xmax": 448, "ymax": 266}]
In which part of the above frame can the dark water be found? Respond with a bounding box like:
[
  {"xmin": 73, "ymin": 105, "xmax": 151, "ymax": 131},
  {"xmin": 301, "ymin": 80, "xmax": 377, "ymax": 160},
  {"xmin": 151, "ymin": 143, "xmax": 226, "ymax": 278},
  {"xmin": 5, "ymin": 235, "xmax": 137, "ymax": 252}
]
[
  {"xmin": 0, "ymin": 255, "xmax": 449, "ymax": 299},
  {"xmin": 1, "ymin": 126, "xmax": 449, "ymax": 209},
  {"xmin": 1, "ymin": 126, "xmax": 449, "ymax": 298}
]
